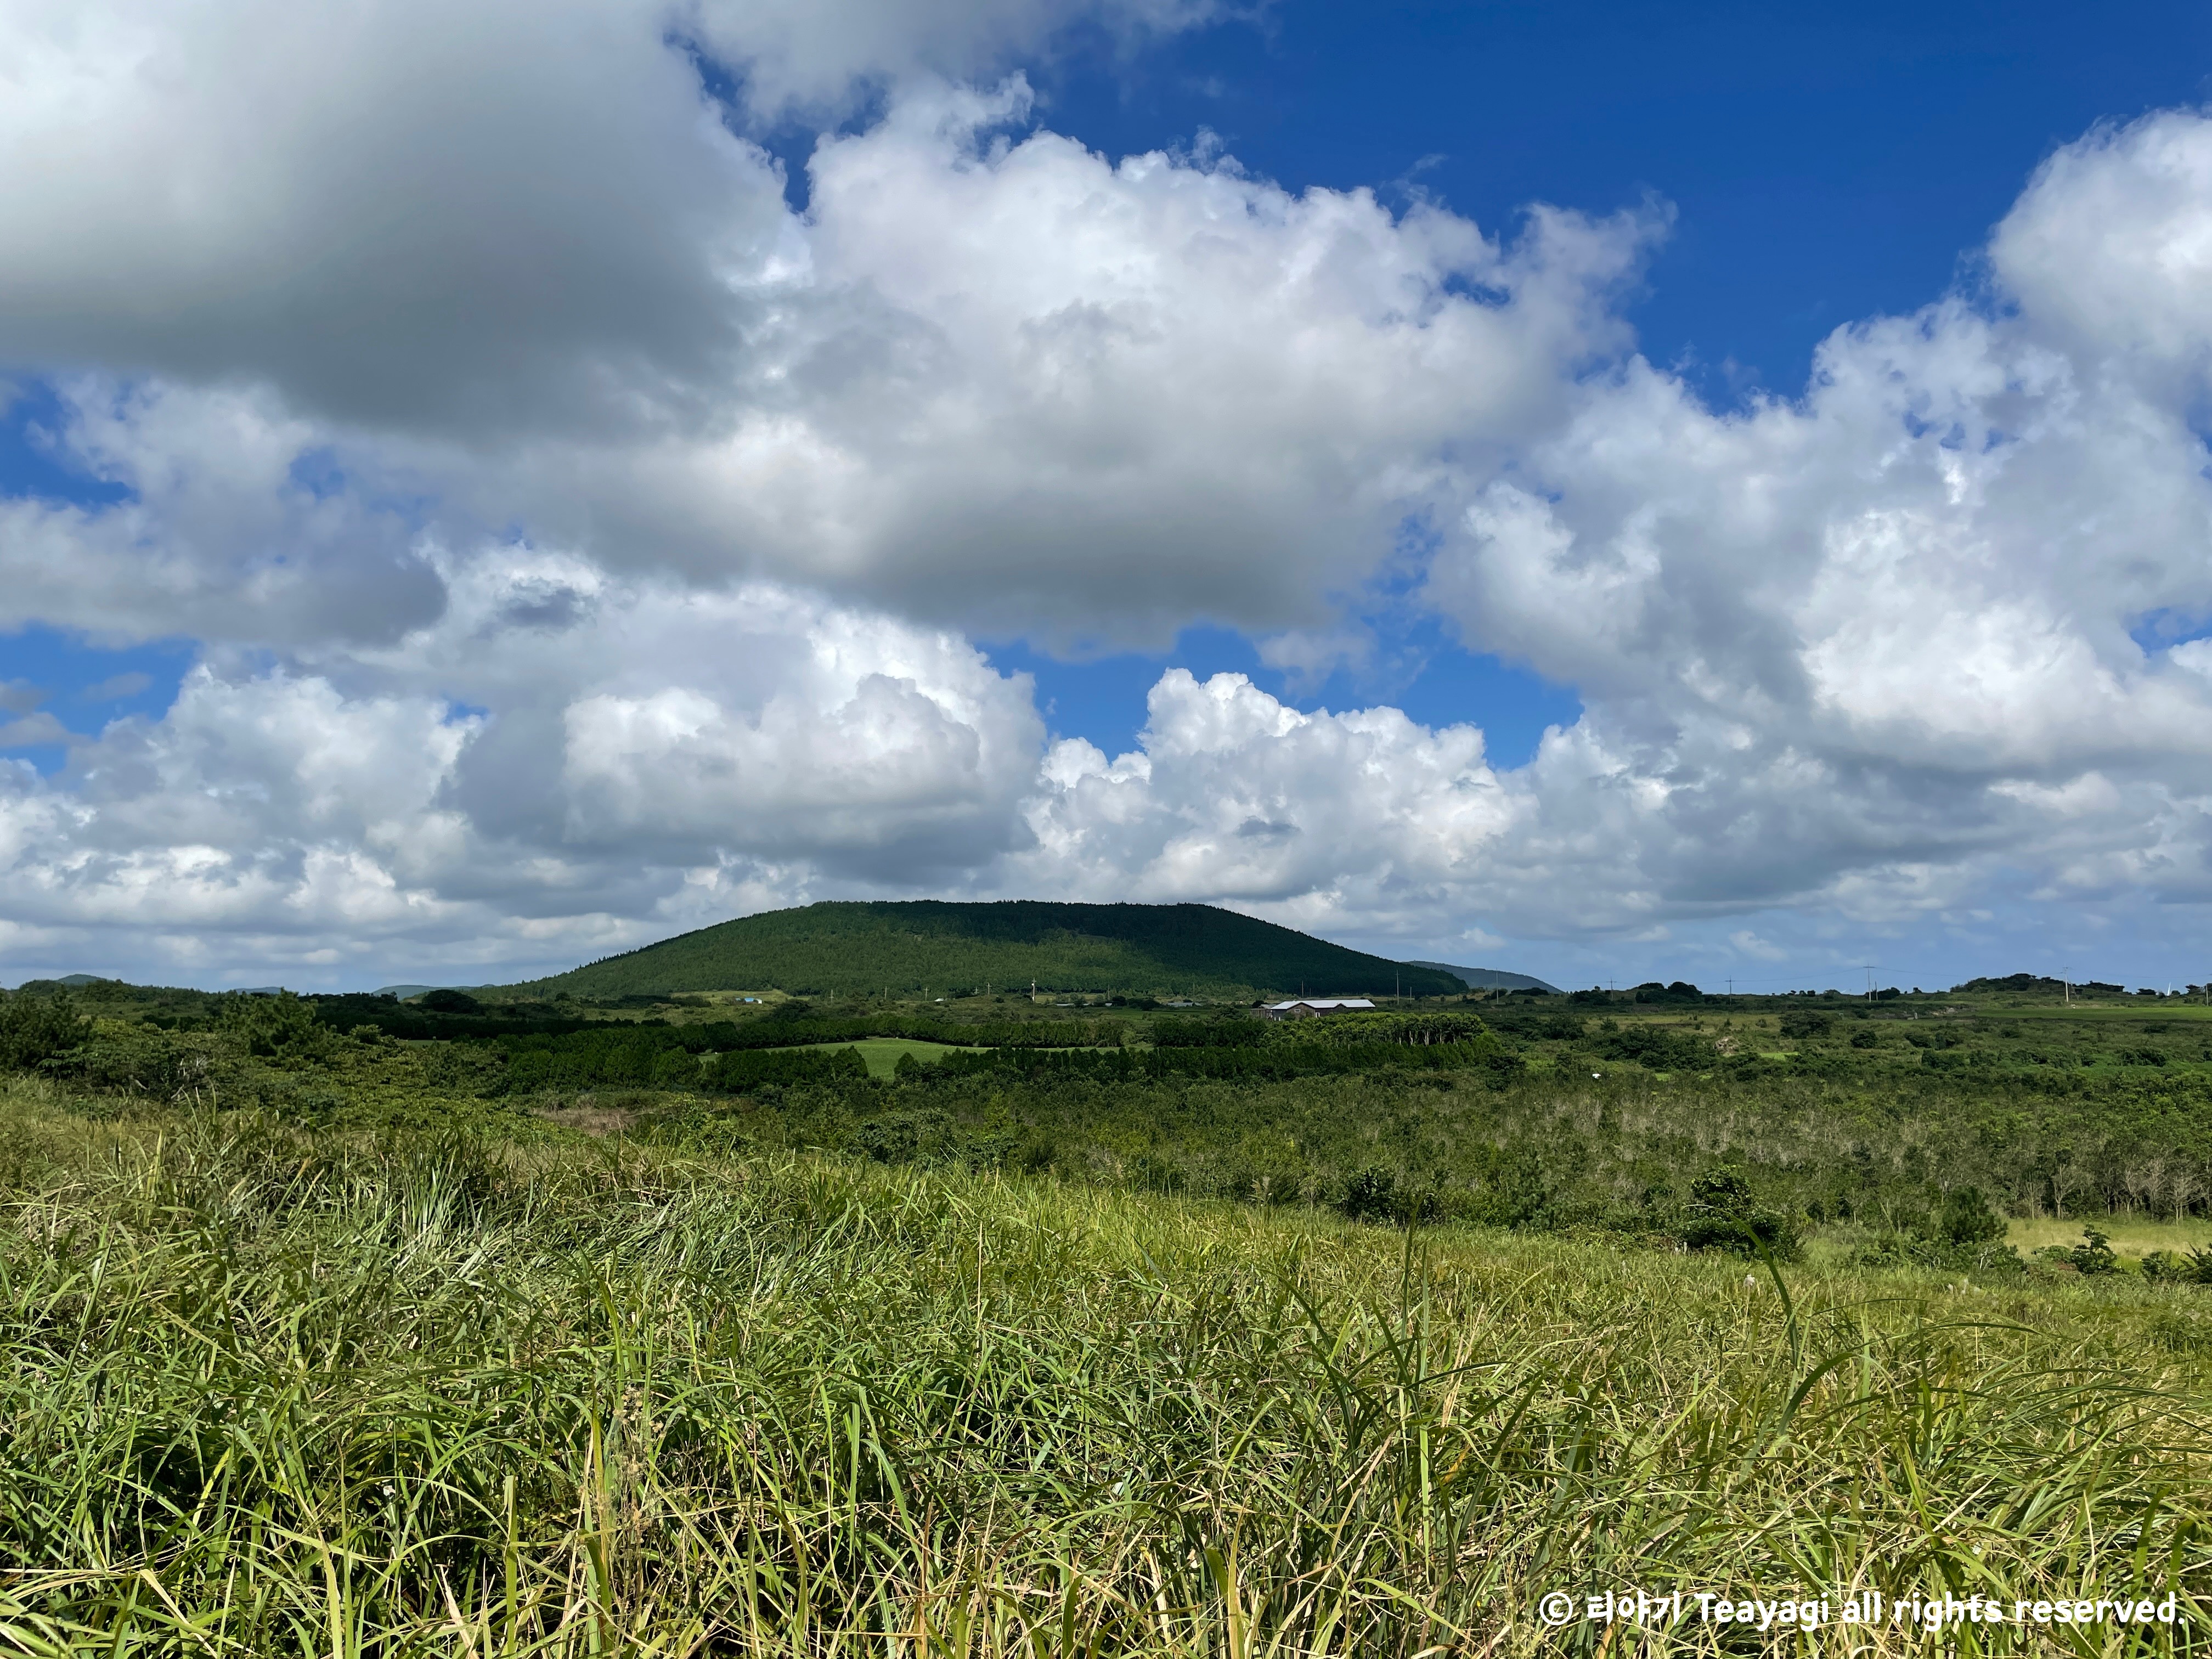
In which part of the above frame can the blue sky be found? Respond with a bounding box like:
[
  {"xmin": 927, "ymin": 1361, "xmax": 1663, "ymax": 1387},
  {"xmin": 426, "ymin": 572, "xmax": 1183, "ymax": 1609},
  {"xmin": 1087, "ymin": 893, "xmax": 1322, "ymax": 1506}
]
[
  {"xmin": 926, "ymin": 0, "xmax": 2212, "ymax": 767},
  {"xmin": 5, "ymin": 0, "xmax": 2212, "ymax": 992},
  {"xmin": 1038, "ymin": 0, "xmax": 2212, "ymax": 394}
]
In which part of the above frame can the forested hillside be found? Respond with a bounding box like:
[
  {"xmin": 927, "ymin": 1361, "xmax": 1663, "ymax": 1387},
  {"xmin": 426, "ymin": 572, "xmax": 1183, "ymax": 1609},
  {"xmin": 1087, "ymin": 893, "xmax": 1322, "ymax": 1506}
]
[
  {"xmin": 1406, "ymin": 960, "xmax": 1561, "ymax": 992},
  {"xmin": 502, "ymin": 900, "xmax": 1464, "ymax": 999}
]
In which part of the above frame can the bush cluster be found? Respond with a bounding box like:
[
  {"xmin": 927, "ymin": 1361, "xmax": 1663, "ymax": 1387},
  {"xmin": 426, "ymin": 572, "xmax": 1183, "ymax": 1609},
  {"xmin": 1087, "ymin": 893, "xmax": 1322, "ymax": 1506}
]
[
  {"xmin": 0, "ymin": 991, "xmax": 88, "ymax": 1071},
  {"xmin": 1675, "ymin": 1170, "xmax": 1800, "ymax": 1259}
]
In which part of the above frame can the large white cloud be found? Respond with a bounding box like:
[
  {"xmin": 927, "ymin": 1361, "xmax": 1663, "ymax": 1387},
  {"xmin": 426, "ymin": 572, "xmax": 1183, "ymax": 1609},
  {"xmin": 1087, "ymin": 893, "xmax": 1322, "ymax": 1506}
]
[
  {"xmin": 392, "ymin": 558, "xmax": 1046, "ymax": 881},
  {"xmin": 0, "ymin": 0, "xmax": 1224, "ymax": 437},
  {"xmin": 0, "ymin": 669, "xmax": 474, "ymax": 975},
  {"xmin": 0, "ymin": 0, "xmax": 785, "ymax": 435},
  {"xmin": 1417, "ymin": 110, "xmax": 2212, "ymax": 942},
  {"xmin": 1015, "ymin": 668, "xmax": 1515, "ymax": 930},
  {"xmin": 8, "ymin": 19, "xmax": 2212, "ymax": 985},
  {"xmin": 351, "ymin": 82, "xmax": 1649, "ymax": 643},
  {"xmin": 1990, "ymin": 112, "xmax": 2212, "ymax": 376},
  {"xmin": 646, "ymin": 84, "xmax": 1650, "ymax": 641},
  {"xmin": 0, "ymin": 379, "xmax": 444, "ymax": 646},
  {"xmin": 0, "ymin": 565, "xmax": 1043, "ymax": 980},
  {"xmin": 3, "ymin": 12, "xmax": 1661, "ymax": 637}
]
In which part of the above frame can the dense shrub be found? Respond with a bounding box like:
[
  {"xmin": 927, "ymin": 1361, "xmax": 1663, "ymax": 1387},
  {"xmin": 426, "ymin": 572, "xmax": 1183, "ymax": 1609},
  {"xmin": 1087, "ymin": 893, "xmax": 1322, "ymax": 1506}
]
[
  {"xmin": 1904, "ymin": 1027, "xmax": 1963, "ymax": 1050},
  {"xmin": 1594, "ymin": 1024, "xmax": 1713, "ymax": 1071},
  {"xmin": 1850, "ymin": 1233, "xmax": 2024, "ymax": 1276},
  {"xmin": 1677, "ymin": 1170, "xmax": 1799, "ymax": 1259},
  {"xmin": 0, "ymin": 991, "xmax": 87, "ymax": 1070},
  {"xmin": 709, "ymin": 1013, "xmax": 1118, "ymax": 1052},
  {"xmin": 1632, "ymin": 981, "xmax": 1706, "ymax": 1005},
  {"xmin": 2142, "ymin": 1247, "xmax": 2212, "ymax": 1284},
  {"xmin": 935, "ymin": 1039, "xmax": 1519, "ymax": 1087},
  {"xmin": 2041, "ymin": 1226, "xmax": 2120, "ymax": 1276},
  {"xmin": 48, "ymin": 1024, "xmax": 222, "ymax": 1103},
  {"xmin": 1295, "ymin": 1011, "xmax": 1498, "ymax": 1048},
  {"xmin": 215, "ymin": 991, "xmax": 336, "ymax": 1059},
  {"xmin": 501, "ymin": 1026, "xmax": 699, "ymax": 1091},
  {"xmin": 1335, "ymin": 1166, "xmax": 1440, "ymax": 1226},
  {"xmin": 1932, "ymin": 1186, "xmax": 2008, "ymax": 1246},
  {"xmin": 1458, "ymin": 1143, "xmax": 1553, "ymax": 1228},
  {"xmin": 1151, "ymin": 1014, "xmax": 1265, "ymax": 1048},
  {"xmin": 308, "ymin": 992, "xmax": 598, "ymax": 1041},
  {"xmin": 698, "ymin": 1045, "xmax": 870, "ymax": 1092}
]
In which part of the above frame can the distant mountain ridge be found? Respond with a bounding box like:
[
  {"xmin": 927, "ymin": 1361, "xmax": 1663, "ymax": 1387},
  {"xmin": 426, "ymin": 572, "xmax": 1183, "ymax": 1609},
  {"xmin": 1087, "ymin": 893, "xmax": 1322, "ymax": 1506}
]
[
  {"xmin": 500, "ymin": 901, "xmax": 1466, "ymax": 1001},
  {"xmin": 1406, "ymin": 961, "xmax": 1561, "ymax": 994}
]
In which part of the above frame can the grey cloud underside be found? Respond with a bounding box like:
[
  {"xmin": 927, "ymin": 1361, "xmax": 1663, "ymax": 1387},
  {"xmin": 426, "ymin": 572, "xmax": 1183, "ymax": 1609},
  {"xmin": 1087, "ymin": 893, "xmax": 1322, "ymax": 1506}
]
[
  {"xmin": 1, "ymin": 0, "xmax": 1229, "ymax": 440},
  {"xmin": 6, "ymin": 0, "xmax": 1659, "ymax": 640},
  {"xmin": 2, "ymin": 1, "xmax": 2212, "ymax": 982}
]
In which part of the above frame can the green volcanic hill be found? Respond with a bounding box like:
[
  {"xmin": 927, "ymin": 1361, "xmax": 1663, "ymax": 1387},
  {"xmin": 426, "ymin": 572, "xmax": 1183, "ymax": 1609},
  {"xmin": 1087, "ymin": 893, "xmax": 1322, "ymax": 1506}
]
[
  {"xmin": 1406, "ymin": 961, "xmax": 1561, "ymax": 994},
  {"xmin": 509, "ymin": 901, "xmax": 1464, "ymax": 1001}
]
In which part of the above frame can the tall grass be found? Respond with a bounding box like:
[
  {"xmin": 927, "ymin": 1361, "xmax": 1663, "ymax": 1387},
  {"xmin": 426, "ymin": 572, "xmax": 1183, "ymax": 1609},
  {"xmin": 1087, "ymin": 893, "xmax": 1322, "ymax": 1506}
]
[{"xmin": 2, "ymin": 1084, "xmax": 2209, "ymax": 1655}]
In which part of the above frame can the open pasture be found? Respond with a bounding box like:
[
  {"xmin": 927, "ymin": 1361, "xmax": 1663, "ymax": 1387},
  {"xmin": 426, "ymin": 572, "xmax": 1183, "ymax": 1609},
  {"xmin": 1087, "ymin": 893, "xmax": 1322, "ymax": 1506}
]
[
  {"xmin": 3, "ymin": 1084, "xmax": 2211, "ymax": 1656},
  {"xmin": 822, "ymin": 1036, "xmax": 969, "ymax": 1078}
]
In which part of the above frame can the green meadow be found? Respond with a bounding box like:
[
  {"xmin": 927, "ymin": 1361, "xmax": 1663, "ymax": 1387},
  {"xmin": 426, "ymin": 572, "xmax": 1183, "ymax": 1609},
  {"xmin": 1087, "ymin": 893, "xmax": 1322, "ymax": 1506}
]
[
  {"xmin": 831, "ymin": 1036, "xmax": 970, "ymax": 1079},
  {"xmin": 4, "ymin": 1083, "xmax": 2211, "ymax": 1656},
  {"xmin": 4, "ymin": 977, "xmax": 2212, "ymax": 1651}
]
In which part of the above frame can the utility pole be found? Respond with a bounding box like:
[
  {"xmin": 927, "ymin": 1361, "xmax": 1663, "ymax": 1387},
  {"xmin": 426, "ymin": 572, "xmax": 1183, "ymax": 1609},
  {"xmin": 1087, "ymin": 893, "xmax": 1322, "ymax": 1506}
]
[
  {"xmin": 1858, "ymin": 964, "xmax": 1878, "ymax": 1001},
  {"xmin": 2062, "ymin": 966, "xmax": 2070, "ymax": 1007}
]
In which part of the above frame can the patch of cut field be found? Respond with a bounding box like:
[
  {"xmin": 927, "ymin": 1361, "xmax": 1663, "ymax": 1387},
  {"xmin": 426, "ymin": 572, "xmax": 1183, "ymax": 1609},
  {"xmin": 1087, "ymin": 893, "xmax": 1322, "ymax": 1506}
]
[
  {"xmin": 2010, "ymin": 1214, "xmax": 2212, "ymax": 1257},
  {"xmin": 787, "ymin": 1035, "xmax": 970, "ymax": 1078}
]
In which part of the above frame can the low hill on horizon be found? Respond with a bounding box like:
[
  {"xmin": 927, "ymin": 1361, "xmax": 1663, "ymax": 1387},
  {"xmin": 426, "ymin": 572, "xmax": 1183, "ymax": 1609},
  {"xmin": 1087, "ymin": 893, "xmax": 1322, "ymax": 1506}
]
[
  {"xmin": 1405, "ymin": 961, "xmax": 1561, "ymax": 994},
  {"xmin": 499, "ymin": 901, "xmax": 1466, "ymax": 1001}
]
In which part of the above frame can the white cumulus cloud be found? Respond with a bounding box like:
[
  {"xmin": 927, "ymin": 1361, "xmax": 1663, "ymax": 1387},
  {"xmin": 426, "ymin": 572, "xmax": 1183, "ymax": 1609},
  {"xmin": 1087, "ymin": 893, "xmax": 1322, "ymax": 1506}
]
[
  {"xmin": 1015, "ymin": 668, "xmax": 1517, "ymax": 935},
  {"xmin": 7, "ymin": 20, "xmax": 2212, "ymax": 986},
  {"xmin": 0, "ymin": 564, "xmax": 1045, "ymax": 981},
  {"xmin": 1423, "ymin": 109, "xmax": 2212, "ymax": 940}
]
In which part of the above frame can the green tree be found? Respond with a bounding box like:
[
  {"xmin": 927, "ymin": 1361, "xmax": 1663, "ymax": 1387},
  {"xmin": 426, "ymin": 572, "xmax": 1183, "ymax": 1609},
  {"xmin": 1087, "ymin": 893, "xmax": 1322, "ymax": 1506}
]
[
  {"xmin": 1936, "ymin": 1186, "xmax": 2007, "ymax": 1246},
  {"xmin": 0, "ymin": 992, "xmax": 86, "ymax": 1071}
]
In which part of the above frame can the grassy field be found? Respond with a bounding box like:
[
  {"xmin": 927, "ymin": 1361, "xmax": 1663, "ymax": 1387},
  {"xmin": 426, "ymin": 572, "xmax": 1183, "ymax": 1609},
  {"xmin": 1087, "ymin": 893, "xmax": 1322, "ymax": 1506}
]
[
  {"xmin": 2007, "ymin": 1215, "xmax": 2212, "ymax": 1259},
  {"xmin": 10, "ymin": 980, "xmax": 2212, "ymax": 1651},
  {"xmin": 827, "ymin": 1037, "xmax": 968, "ymax": 1079},
  {"xmin": 3, "ymin": 1080, "xmax": 2211, "ymax": 1655}
]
